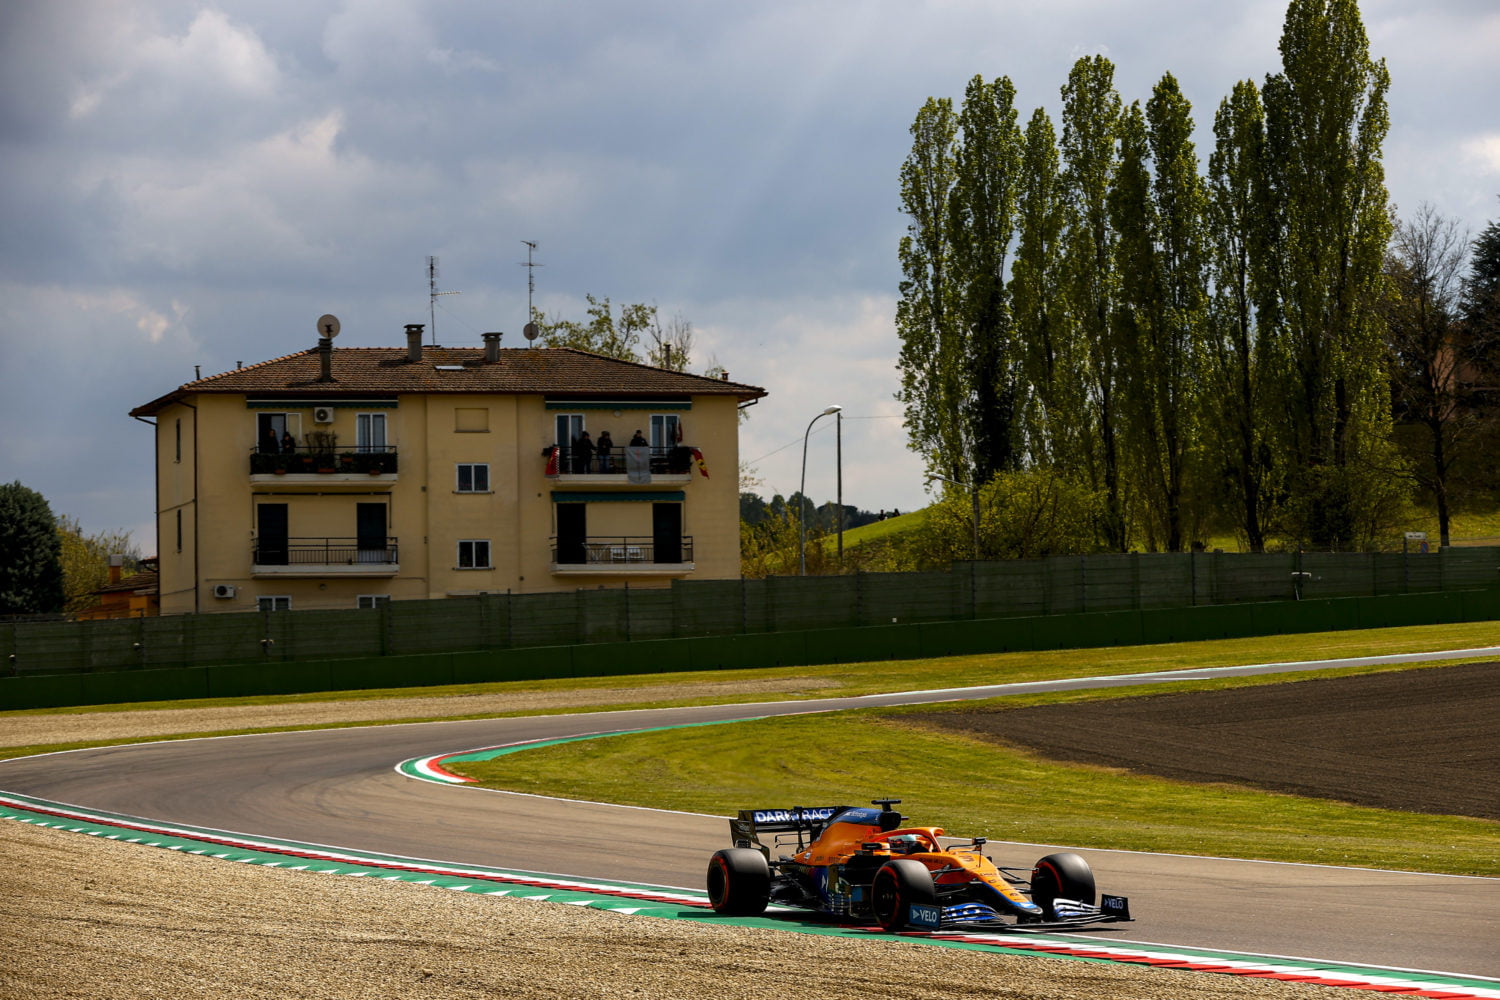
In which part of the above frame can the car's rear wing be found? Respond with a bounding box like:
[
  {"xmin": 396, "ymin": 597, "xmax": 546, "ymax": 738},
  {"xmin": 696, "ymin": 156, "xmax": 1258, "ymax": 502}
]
[{"xmin": 729, "ymin": 806, "xmax": 850, "ymax": 848}]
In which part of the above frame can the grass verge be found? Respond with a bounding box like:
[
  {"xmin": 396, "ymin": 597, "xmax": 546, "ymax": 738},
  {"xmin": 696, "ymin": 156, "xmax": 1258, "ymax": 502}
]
[{"xmin": 5, "ymin": 619, "xmax": 1496, "ymax": 719}]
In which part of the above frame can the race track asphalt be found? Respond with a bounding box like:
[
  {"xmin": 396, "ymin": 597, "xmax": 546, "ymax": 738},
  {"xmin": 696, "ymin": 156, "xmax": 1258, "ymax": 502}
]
[{"xmin": 3, "ymin": 657, "xmax": 1497, "ymax": 978}]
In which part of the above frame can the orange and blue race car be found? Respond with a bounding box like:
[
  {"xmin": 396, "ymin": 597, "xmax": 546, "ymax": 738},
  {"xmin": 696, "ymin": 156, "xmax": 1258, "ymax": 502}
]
[{"xmin": 706, "ymin": 799, "xmax": 1132, "ymax": 932}]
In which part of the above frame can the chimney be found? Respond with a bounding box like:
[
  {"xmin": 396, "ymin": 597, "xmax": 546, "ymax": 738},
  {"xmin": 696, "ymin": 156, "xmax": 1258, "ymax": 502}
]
[
  {"xmin": 405, "ymin": 324, "xmax": 425, "ymax": 362},
  {"xmin": 720, "ymin": 371, "xmax": 729, "ymax": 381},
  {"xmin": 483, "ymin": 331, "xmax": 502, "ymax": 363},
  {"xmin": 317, "ymin": 337, "xmax": 334, "ymax": 382},
  {"xmin": 108, "ymin": 554, "xmax": 124, "ymax": 585}
]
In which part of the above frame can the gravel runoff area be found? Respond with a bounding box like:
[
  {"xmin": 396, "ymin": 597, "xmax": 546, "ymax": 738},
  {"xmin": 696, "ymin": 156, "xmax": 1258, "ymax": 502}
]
[
  {"xmin": 905, "ymin": 661, "xmax": 1500, "ymax": 821},
  {"xmin": 1, "ymin": 667, "xmax": 1462, "ymax": 999},
  {"xmin": 1, "ymin": 819, "xmax": 1356, "ymax": 1000}
]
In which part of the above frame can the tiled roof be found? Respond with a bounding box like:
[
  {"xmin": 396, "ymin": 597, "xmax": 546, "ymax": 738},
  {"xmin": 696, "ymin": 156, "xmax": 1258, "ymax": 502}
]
[
  {"xmin": 131, "ymin": 347, "xmax": 766, "ymax": 415},
  {"xmin": 92, "ymin": 571, "xmax": 160, "ymax": 596}
]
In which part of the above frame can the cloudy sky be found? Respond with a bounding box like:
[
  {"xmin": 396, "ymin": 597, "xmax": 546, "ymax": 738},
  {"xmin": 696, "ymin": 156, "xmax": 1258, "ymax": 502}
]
[{"xmin": 2, "ymin": 0, "xmax": 1497, "ymax": 551}]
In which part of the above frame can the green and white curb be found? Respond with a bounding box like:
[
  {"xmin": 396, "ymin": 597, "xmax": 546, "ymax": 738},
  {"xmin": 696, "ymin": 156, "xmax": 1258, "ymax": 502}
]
[
  {"xmin": 397, "ymin": 718, "xmax": 760, "ymax": 784},
  {"xmin": 7, "ymin": 795, "xmax": 1496, "ymax": 997}
]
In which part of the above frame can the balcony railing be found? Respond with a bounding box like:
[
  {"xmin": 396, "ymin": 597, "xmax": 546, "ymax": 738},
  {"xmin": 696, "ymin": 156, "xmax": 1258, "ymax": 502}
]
[
  {"xmin": 250, "ymin": 447, "xmax": 398, "ymax": 475},
  {"xmin": 546, "ymin": 445, "xmax": 698, "ymax": 477},
  {"xmin": 253, "ymin": 537, "xmax": 399, "ymax": 566},
  {"xmin": 550, "ymin": 535, "xmax": 694, "ymax": 565}
]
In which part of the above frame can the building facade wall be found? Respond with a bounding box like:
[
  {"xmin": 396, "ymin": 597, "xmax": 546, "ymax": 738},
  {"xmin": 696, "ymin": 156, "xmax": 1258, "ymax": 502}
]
[{"xmin": 153, "ymin": 387, "xmax": 744, "ymax": 613}]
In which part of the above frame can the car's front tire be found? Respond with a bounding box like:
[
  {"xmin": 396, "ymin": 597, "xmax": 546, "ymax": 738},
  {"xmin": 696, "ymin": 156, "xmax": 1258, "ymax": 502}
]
[
  {"xmin": 707, "ymin": 848, "xmax": 770, "ymax": 916},
  {"xmin": 1030, "ymin": 852, "xmax": 1096, "ymax": 920},
  {"xmin": 870, "ymin": 859, "xmax": 937, "ymax": 932}
]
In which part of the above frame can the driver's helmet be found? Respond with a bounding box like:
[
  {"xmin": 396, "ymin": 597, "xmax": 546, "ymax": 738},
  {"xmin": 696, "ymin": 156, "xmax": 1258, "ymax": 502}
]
[{"xmin": 887, "ymin": 834, "xmax": 924, "ymax": 854}]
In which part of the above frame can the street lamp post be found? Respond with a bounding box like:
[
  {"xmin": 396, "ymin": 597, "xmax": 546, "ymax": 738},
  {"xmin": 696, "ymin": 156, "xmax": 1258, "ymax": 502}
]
[
  {"xmin": 799, "ymin": 404, "xmax": 842, "ymax": 576},
  {"xmin": 926, "ymin": 473, "xmax": 980, "ymax": 560}
]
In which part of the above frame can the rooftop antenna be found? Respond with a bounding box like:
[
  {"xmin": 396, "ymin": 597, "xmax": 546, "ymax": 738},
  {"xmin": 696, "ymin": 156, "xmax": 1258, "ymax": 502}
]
[
  {"xmin": 427, "ymin": 255, "xmax": 460, "ymax": 347},
  {"xmin": 521, "ymin": 240, "xmax": 542, "ymax": 347}
]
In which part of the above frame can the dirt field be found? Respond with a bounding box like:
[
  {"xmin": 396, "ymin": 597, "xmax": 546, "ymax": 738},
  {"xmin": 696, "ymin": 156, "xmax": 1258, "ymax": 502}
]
[{"xmin": 905, "ymin": 662, "xmax": 1500, "ymax": 820}]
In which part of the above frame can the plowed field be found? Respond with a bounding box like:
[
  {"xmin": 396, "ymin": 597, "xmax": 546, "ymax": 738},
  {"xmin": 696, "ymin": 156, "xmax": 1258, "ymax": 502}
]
[{"xmin": 905, "ymin": 662, "xmax": 1500, "ymax": 819}]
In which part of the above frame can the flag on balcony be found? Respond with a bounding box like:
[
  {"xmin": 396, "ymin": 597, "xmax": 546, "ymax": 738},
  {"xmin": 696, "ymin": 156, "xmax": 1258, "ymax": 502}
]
[
  {"xmin": 675, "ymin": 419, "xmax": 684, "ymax": 443},
  {"xmin": 690, "ymin": 447, "xmax": 709, "ymax": 479},
  {"xmin": 544, "ymin": 446, "xmax": 559, "ymax": 477},
  {"xmin": 626, "ymin": 446, "xmax": 651, "ymax": 484}
]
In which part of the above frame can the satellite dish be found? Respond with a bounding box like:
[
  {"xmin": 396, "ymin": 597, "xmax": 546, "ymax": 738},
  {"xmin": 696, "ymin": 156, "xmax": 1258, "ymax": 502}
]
[
  {"xmin": 523, "ymin": 322, "xmax": 539, "ymax": 342},
  {"xmin": 316, "ymin": 314, "xmax": 341, "ymax": 339}
]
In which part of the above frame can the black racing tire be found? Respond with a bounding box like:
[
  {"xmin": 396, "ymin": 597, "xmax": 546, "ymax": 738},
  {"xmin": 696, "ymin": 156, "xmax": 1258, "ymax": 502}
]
[
  {"xmin": 870, "ymin": 859, "xmax": 937, "ymax": 932},
  {"xmin": 1030, "ymin": 852, "xmax": 1096, "ymax": 920},
  {"xmin": 706, "ymin": 848, "xmax": 770, "ymax": 916}
]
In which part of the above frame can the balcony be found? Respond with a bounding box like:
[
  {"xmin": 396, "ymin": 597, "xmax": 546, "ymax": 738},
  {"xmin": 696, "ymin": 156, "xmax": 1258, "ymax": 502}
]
[
  {"xmin": 550, "ymin": 535, "xmax": 695, "ymax": 576},
  {"xmin": 250, "ymin": 447, "xmax": 398, "ymax": 490},
  {"xmin": 545, "ymin": 445, "xmax": 700, "ymax": 484},
  {"xmin": 252, "ymin": 537, "xmax": 400, "ymax": 576}
]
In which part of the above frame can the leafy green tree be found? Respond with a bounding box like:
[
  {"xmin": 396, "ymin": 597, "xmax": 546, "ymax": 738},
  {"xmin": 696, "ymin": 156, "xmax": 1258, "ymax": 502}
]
[
  {"xmin": 535, "ymin": 294, "xmax": 655, "ymax": 362},
  {"xmin": 1263, "ymin": 0, "xmax": 1393, "ymax": 547},
  {"xmin": 0, "ymin": 481, "xmax": 65, "ymax": 616},
  {"xmin": 1059, "ymin": 54, "xmax": 1126, "ymax": 550},
  {"xmin": 1382, "ymin": 204, "xmax": 1477, "ymax": 546},
  {"xmin": 896, "ymin": 97, "xmax": 964, "ymax": 482},
  {"xmin": 57, "ymin": 514, "xmax": 142, "ymax": 615},
  {"xmin": 1203, "ymin": 79, "xmax": 1285, "ymax": 552},
  {"xmin": 950, "ymin": 75, "xmax": 1025, "ymax": 482},
  {"xmin": 1113, "ymin": 75, "xmax": 1208, "ymax": 552},
  {"xmin": 1461, "ymin": 211, "xmax": 1500, "ymax": 382},
  {"xmin": 1013, "ymin": 108, "xmax": 1080, "ymax": 469},
  {"xmin": 923, "ymin": 468, "xmax": 1103, "ymax": 563}
]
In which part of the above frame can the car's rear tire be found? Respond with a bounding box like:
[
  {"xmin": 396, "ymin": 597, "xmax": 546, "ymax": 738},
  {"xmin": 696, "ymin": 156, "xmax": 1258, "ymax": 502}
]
[
  {"xmin": 870, "ymin": 859, "xmax": 937, "ymax": 932},
  {"xmin": 707, "ymin": 848, "xmax": 770, "ymax": 916},
  {"xmin": 1030, "ymin": 852, "xmax": 1096, "ymax": 920}
]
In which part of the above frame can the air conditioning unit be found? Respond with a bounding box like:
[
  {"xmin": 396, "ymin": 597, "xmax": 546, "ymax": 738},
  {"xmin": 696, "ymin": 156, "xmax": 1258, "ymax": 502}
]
[
  {"xmin": 313, "ymin": 406, "xmax": 335, "ymax": 424},
  {"xmin": 212, "ymin": 584, "xmax": 237, "ymax": 599}
]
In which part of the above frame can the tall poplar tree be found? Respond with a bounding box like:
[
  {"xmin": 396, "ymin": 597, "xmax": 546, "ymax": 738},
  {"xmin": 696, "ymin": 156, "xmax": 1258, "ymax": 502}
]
[
  {"xmin": 896, "ymin": 98, "xmax": 964, "ymax": 480},
  {"xmin": 1059, "ymin": 55, "xmax": 1126, "ymax": 549},
  {"xmin": 1013, "ymin": 108, "xmax": 1079, "ymax": 468},
  {"xmin": 950, "ymin": 75, "xmax": 1025, "ymax": 482},
  {"xmin": 1144, "ymin": 74, "xmax": 1208, "ymax": 550},
  {"xmin": 1109, "ymin": 77, "xmax": 1207, "ymax": 552},
  {"xmin": 1263, "ymin": 0, "xmax": 1393, "ymax": 547},
  {"xmin": 1204, "ymin": 80, "xmax": 1284, "ymax": 551}
]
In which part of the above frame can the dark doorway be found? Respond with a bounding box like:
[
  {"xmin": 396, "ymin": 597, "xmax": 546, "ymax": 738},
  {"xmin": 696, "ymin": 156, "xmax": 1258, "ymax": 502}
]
[
  {"xmin": 653, "ymin": 503, "xmax": 682, "ymax": 563},
  {"xmin": 256, "ymin": 504, "xmax": 288, "ymax": 565},
  {"xmin": 257, "ymin": 413, "xmax": 286, "ymax": 454},
  {"xmin": 556, "ymin": 503, "xmax": 587, "ymax": 564},
  {"xmin": 356, "ymin": 503, "xmax": 387, "ymax": 561}
]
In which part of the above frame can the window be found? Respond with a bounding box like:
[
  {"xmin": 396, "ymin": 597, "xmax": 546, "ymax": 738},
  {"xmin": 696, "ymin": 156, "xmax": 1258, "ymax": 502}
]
[
  {"xmin": 175, "ymin": 509, "xmax": 182, "ymax": 552},
  {"xmin": 257, "ymin": 412, "xmax": 301, "ymax": 453},
  {"xmin": 174, "ymin": 418, "xmax": 181, "ymax": 462},
  {"xmin": 555, "ymin": 413, "xmax": 584, "ymax": 448},
  {"xmin": 456, "ymin": 463, "xmax": 490, "ymax": 493},
  {"xmin": 457, "ymin": 539, "xmax": 491, "ymax": 569},
  {"xmin": 455, "ymin": 407, "xmax": 489, "ymax": 432},
  {"xmin": 357, "ymin": 595, "xmax": 390, "ymax": 609},
  {"xmin": 356, "ymin": 412, "xmax": 387, "ymax": 453},
  {"xmin": 258, "ymin": 596, "xmax": 291, "ymax": 612},
  {"xmin": 650, "ymin": 414, "xmax": 680, "ymax": 449}
]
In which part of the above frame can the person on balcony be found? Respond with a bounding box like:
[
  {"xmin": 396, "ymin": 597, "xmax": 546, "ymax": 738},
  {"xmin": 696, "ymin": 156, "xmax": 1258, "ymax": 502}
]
[
  {"xmin": 629, "ymin": 429, "xmax": 647, "ymax": 446},
  {"xmin": 280, "ymin": 430, "xmax": 296, "ymax": 454},
  {"xmin": 574, "ymin": 430, "xmax": 594, "ymax": 473},
  {"xmin": 260, "ymin": 426, "xmax": 279, "ymax": 454},
  {"xmin": 596, "ymin": 430, "xmax": 614, "ymax": 472}
]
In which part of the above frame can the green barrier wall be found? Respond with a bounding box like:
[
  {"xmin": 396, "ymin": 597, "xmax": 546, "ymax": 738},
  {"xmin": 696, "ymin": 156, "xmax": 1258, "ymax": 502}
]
[{"xmin": 6, "ymin": 589, "xmax": 1498, "ymax": 711}]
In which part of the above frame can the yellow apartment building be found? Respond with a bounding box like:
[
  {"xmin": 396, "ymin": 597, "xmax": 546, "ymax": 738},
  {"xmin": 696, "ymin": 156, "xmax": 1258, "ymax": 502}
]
[{"xmin": 130, "ymin": 325, "xmax": 766, "ymax": 614}]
